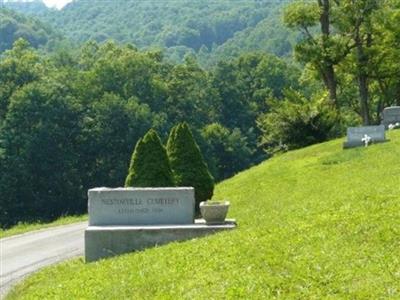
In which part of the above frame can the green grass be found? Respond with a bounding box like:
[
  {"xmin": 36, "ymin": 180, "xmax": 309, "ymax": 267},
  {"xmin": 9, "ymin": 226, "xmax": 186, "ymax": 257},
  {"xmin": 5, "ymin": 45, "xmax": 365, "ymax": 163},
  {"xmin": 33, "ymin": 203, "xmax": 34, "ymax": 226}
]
[
  {"xmin": 0, "ymin": 215, "xmax": 87, "ymax": 239},
  {"xmin": 7, "ymin": 131, "xmax": 400, "ymax": 299}
]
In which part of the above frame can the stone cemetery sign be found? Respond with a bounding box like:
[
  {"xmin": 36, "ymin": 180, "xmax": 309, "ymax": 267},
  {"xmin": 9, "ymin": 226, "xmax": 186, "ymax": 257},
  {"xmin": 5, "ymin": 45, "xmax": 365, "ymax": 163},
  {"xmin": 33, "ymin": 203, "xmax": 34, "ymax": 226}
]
[
  {"xmin": 88, "ymin": 187, "xmax": 195, "ymax": 225},
  {"xmin": 85, "ymin": 187, "xmax": 236, "ymax": 262},
  {"xmin": 343, "ymin": 125, "xmax": 386, "ymax": 149},
  {"xmin": 382, "ymin": 106, "xmax": 400, "ymax": 129}
]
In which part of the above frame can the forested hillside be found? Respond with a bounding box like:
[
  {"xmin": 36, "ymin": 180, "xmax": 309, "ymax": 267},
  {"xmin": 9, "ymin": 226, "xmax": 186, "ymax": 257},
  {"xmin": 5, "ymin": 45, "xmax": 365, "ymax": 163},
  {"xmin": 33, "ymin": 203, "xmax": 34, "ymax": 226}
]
[
  {"xmin": 201, "ymin": 14, "xmax": 297, "ymax": 65},
  {"xmin": 0, "ymin": 0, "xmax": 48, "ymax": 14},
  {"xmin": 1, "ymin": 0, "xmax": 295, "ymax": 64},
  {"xmin": 0, "ymin": 7, "xmax": 61, "ymax": 52}
]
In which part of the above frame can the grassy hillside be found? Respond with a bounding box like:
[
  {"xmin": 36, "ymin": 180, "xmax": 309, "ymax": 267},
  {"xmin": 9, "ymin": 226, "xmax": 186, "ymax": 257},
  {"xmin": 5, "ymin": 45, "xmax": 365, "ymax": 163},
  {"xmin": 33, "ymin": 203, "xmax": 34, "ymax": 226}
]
[{"xmin": 7, "ymin": 131, "xmax": 400, "ymax": 299}]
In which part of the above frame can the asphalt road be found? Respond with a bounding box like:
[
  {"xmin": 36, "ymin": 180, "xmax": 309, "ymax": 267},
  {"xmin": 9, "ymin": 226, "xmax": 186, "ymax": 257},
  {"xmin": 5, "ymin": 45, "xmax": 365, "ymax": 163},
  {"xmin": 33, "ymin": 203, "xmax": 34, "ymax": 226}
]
[{"xmin": 0, "ymin": 221, "xmax": 87, "ymax": 297}]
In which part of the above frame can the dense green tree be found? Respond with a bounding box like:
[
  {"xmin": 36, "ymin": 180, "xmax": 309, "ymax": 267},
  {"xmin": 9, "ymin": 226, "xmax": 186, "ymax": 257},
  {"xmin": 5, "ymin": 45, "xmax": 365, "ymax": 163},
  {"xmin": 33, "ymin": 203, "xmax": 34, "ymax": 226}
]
[
  {"xmin": 125, "ymin": 129, "xmax": 174, "ymax": 187},
  {"xmin": 0, "ymin": 39, "xmax": 43, "ymax": 120},
  {"xmin": 73, "ymin": 41, "xmax": 171, "ymax": 127},
  {"xmin": 0, "ymin": 80, "xmax": 83, "ymax": 227},
  {"xmin": 165, "ymin": 57, "xmax": 218, "ymax": 128},
  {"xmin": 211, "ymin": 52, "xmax": 299, "ymax": 168},
  {"xmin": 201, "ymin": 123, "xmax": 254, "ymax": 181},
  {"xmin": 258, "ymin": 90, "xmax": 344, "ymax": 153},
  {"xmin": 331, "ymin": 0, "xmax": 380, "ymax": 125},
  {"xmin": 336, "ymin": 0, "xmax": 393, "ymax": 125},
  {"xmin": 167, "ymin": 122, "xmax": 214, "ymax": 212},
  {"xmin": 212, "ymin": 53, "xmax": 299, "ymax": 131},
  {"xmin": 284, "ymin": 0, "xmax": 345, "ymax": 107},
  {"xmin": 370, "ymin": 1, "xmax": 400, "ymax": 111},
  {"xmin": 82, "ymin": 93, "xmax": 154, "ymax": 188},
  {"xmin": 284, "ymin": 0, "xmax": 398, "ymax": 125}
]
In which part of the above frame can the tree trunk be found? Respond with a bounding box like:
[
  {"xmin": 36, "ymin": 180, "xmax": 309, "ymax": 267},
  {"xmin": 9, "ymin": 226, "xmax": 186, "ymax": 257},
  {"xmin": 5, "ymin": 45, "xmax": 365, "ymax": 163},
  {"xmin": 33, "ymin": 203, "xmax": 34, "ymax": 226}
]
[
  {"xmin": 355, "ymin": 28, "xmax": 371, "ymax": 125},
  {"xmin": 318, "ymin": 0, "xmax": 338, "ymax": 107},
  {"xmin": 319, "ymin": 0, "xmax": 330, "ymax": 36},
  {"xmin": 358, "ymin": 72, "xmax": 370, "ymax": 125},
  {"xmin": 325, "ymin": 66, "xmax": 338, "ymax": 106}
]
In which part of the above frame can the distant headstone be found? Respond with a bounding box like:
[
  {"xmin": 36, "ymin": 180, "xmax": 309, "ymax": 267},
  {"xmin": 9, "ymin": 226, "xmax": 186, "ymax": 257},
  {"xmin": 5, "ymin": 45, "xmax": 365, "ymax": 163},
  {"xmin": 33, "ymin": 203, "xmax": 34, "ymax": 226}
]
[
  {"xmin": 88, "ymin": 187, "xmax": 195, "ymax": 226},
  {"xmin": 382, "ymin": 106, "xmax": 400, "ymax": 129},
  {"xmin": 343, "ymin": 125, "xmax": 386, "ymax": 149}
]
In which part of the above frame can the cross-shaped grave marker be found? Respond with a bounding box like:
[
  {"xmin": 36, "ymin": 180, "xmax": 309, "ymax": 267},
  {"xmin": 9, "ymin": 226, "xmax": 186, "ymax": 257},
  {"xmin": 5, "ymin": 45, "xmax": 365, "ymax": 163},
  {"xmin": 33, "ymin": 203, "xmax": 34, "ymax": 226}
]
[{"xmin": 361, "ymin": 134, "xmax": 371, "ymax": 147}]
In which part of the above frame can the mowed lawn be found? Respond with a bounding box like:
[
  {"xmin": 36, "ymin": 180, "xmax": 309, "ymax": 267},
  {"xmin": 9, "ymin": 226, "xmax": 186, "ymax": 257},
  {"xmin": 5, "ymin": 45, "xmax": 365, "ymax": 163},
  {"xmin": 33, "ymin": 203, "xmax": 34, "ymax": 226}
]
[{"xmin": 7, "ymin": 131, "xmax": 400, "ymax": 299}]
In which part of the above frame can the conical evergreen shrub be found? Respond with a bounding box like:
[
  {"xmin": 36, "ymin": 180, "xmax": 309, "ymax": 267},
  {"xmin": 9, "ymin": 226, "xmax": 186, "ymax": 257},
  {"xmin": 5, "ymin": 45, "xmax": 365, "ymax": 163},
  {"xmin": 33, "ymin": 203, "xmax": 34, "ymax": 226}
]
[
  {"xmin": 166, "ymin": 122, "xmax": 214, "ymax": 212},
  {"xmin": 125, "ymin": 129, "xmax": 174, "ymax": 187}
]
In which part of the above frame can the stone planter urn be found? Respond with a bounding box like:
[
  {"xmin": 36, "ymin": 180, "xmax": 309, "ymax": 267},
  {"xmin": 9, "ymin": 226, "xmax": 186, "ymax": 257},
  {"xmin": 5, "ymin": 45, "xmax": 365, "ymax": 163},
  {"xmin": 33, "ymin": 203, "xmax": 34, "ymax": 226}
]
[{"xmin": 200, "ymin": 201, "xmax": 230, "ymax": 224}]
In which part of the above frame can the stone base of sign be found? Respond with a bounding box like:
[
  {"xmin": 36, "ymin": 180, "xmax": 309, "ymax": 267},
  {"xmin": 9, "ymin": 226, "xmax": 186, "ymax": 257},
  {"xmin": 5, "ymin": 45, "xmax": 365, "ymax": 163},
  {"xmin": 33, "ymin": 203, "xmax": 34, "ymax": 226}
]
[
  {"xmin": 85, "ymin": 219, "xmax": 237, "ymax": 262},
  {"xmin": 343, "ymin": 139, "xmax": 388, "ymax": 149}
]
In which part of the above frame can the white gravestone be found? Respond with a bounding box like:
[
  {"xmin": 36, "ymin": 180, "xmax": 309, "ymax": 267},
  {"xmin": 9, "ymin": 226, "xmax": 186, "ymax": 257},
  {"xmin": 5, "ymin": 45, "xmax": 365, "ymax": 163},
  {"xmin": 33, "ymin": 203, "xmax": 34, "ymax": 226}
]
[
  {"xmin": 382, "ymin": 106, "xmax": 400, "ymax": 129},
  {"xmin": 88, "ymin": 187, "xmax": 195, "ymax": 226},
  {"xmin": 343, "ymin": 125, "xmax": 386, "ymax": 149}
]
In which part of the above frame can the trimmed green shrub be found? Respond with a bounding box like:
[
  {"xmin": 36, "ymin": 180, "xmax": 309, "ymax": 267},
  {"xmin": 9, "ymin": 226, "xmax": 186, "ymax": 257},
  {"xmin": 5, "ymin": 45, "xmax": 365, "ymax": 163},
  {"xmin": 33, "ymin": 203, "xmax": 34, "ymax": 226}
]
[
  {"xmin": 167, "ymin": 122, "xmax": 214, "ymax": 212},
  {"xmin": 258, "ymin": 90, "xmax": 345, "ymax": 154},
  {"xmin": 125, "ymin": 129, "xmax": 174, "ymax": 187}
]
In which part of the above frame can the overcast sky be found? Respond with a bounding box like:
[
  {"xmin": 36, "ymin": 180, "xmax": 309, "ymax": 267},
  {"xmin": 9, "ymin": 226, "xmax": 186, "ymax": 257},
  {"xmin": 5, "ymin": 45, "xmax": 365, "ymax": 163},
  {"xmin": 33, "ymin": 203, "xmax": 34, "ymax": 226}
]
[{"xmin": 42, "ymin": 0, "xmax": 72, "ymax": 9}]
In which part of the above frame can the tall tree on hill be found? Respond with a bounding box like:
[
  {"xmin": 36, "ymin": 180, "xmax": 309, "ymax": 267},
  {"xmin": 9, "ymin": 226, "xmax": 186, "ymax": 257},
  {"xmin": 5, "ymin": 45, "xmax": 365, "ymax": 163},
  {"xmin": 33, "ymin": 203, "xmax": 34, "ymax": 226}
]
[
  {"xmin": 0, "ymin": 39, "xmax": 43, "ymax": 121},
  {"xmin": 370, "ymin": 1, "xmax": 400, "ymax": 110},
  {"xmin": 125, "ymin": 129, "xmax": 174, "ymax": 187},
  {"xmin": 284, "ymin": 0, "xmax": 344, "ymax": 107},
  {"xmin": 82, "ymin": 93, "xmax": 154, "ymax": 189},
  {"xmin": 201, "ymin": 123, "xmax": 253, "ymax": 181},
  {"xmin": 284, "ymin": 0, "xmax": 389, "ymax": 125},
  {"xmin": 165, "ymin": 57, "xmax": 218, "ymax": 128},
  {"xmin": 336, "ymin": 0, "xmax": 381, "ymax": 125},
  {"xmin": 166, "ymin": 122, "xmax": 214, "ymax": 213}
]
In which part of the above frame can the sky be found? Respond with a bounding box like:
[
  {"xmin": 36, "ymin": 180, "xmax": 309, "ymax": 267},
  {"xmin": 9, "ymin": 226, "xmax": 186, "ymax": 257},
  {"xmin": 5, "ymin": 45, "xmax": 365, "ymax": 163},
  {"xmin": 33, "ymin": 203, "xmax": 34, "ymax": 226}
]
[{"xmin": 42, "ymin": 0, "xmax": 72, "ymax": 9}]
